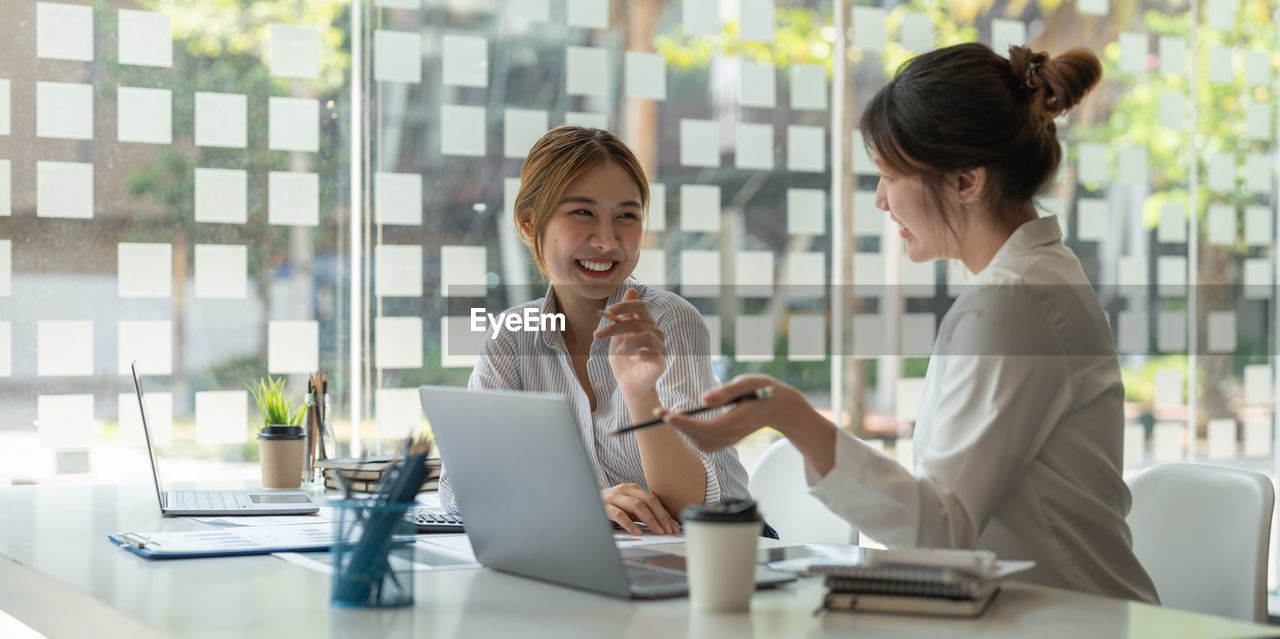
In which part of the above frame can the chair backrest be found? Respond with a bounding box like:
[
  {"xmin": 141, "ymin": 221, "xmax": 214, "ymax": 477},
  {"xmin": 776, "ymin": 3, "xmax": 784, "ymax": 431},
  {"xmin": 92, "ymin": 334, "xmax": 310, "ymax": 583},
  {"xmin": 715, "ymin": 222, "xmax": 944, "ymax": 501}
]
[
  {"xmin": 1126, "ymin": 462, "xmax": 1275, "ymax": 623},
  {"xmin": 748, "ymin": 438, "xmax": 854, "ymax": 545}
]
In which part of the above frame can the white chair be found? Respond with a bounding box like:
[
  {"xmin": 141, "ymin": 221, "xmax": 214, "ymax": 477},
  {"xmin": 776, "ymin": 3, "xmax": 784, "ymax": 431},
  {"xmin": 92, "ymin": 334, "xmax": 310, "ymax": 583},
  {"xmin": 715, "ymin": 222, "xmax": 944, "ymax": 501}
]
[
  {"xmin": 1126, "ymin": 462, "xmax": 1275, "ymax": 622},
  {"xmin": 748, "ymin": 438, "xmax": 854, "ymax": 544}
]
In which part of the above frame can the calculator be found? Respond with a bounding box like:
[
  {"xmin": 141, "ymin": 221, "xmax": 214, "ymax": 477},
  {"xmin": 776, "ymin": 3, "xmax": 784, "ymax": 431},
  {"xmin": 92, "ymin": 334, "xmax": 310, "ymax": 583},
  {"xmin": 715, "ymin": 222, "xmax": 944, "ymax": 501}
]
[{"xmin": 404, "ymin": 507, "xmax": 465, "ymax": 533}]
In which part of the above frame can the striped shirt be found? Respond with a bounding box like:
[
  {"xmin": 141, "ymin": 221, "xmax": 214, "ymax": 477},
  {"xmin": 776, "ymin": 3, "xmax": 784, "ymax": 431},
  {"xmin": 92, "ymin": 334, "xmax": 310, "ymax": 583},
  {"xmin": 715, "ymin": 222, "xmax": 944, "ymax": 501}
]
[{"xmin": 439, "ymin": 279, "xmax": 751, "ymax": 514}]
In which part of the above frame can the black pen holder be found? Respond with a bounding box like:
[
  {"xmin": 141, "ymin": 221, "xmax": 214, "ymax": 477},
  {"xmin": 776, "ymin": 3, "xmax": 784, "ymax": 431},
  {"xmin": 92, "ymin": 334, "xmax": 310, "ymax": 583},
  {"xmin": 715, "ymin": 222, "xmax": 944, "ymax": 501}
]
[{"xmin": 330, "ymin": 499, "xmax": 415, "ymax": 608}]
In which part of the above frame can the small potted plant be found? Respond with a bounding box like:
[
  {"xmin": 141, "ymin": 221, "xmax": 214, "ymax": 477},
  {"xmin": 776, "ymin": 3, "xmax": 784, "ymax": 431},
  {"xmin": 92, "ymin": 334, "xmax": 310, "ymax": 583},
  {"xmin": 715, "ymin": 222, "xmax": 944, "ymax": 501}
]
[{"xmin": 247, "ymin": 377, "xmax": 308, "ymax": 489}]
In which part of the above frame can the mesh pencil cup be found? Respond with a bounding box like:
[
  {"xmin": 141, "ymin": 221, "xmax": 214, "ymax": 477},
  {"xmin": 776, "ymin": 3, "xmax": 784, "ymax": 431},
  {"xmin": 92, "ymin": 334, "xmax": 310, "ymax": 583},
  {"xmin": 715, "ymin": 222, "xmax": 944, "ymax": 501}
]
[{"xmin": 330, "ymin": 499, "xmax": 415, "ymax": 607}]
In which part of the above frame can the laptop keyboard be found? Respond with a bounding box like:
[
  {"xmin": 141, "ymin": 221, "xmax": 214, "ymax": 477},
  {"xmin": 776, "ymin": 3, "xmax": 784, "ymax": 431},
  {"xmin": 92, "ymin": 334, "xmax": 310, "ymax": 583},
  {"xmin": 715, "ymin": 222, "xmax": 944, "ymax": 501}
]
[{"xmin": 168, "ymin": 490, "xmax": 252, "ymax": 510}]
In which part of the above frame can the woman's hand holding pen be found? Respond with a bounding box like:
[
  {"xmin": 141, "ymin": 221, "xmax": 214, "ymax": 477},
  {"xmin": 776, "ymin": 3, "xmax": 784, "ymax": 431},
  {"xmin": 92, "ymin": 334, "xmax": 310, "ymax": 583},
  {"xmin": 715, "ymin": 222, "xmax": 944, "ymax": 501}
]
[
  {"xmin": 600, "ymin": 483, "xmax": 680, "ymax": 535},
  {"xmin": 594, "ymin": 288, "xmax": 667, "ymax": 400},
  {"xmin": 656, "ymin": 374, "xmax": 814, "ymax": 453}
]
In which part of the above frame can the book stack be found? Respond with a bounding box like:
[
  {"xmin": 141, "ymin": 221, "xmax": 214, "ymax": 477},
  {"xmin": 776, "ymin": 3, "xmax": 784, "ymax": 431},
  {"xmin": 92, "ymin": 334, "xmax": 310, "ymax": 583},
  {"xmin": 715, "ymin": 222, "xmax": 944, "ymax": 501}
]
[
  {"xmin": 809, "ymin": 548, "xmax": 1031, "ymax": 618},
  {"xmin": 317, "ymin": 456, "xmax": 443, "ymax": 494}
]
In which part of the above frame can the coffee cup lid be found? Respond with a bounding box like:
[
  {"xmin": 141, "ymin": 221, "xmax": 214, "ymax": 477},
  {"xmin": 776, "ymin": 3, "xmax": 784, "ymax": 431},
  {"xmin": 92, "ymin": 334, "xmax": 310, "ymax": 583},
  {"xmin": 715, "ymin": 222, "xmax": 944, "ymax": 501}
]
[
  {"xmin": 258, "ymin": 425, "xmax": 304, "ymax": 440},
  {"xmin": 682, "ymin": 499, "xmax": 761, "ymax": 523}
]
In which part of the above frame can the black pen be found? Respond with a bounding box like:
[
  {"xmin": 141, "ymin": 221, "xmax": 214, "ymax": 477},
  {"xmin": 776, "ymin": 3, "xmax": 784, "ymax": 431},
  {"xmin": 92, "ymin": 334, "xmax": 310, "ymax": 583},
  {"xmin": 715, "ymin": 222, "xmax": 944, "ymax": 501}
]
[{"xmin": 613, "ymin": 386, "xmax": 774, "ymax": 435}]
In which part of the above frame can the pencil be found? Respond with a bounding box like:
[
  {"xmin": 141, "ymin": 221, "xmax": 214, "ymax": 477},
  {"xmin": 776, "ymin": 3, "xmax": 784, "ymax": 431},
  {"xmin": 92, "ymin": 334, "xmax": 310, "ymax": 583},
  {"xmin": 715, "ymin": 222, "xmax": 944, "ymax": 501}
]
[{"xmin": 613, "ymin": 386, "xmax": 774, "ymax": 435}]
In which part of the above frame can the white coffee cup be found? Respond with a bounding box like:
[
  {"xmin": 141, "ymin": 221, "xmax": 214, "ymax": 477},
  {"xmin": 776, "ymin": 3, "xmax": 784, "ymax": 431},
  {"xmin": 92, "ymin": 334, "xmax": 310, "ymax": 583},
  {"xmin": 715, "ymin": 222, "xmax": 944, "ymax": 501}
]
[{"xmin": 682, "ymin": 500, "xmax": 763, "ymax": 612}]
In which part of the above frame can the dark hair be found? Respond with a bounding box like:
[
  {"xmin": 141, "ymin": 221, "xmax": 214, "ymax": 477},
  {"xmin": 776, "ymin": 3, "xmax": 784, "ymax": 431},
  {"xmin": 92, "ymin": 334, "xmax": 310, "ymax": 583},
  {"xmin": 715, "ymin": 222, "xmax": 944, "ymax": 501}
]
[{"xmin": 861, "ymin": 43, "xmax": 1101, "ymax": 235}]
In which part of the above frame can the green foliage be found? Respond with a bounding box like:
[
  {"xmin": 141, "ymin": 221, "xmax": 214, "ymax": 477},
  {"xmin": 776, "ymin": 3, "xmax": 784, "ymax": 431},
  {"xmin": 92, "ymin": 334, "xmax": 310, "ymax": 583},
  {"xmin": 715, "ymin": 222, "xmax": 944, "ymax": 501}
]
[{"xmin": 246, "ymin": 377, "xmax": 306, "ymax": 427}]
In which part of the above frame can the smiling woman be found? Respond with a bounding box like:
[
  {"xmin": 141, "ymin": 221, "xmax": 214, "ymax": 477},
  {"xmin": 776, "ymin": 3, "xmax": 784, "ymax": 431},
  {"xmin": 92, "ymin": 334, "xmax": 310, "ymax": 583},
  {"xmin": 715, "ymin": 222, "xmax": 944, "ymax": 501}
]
[{"xmin": 437, "ymin": 126, "xmax": 756, "ymax": 537}]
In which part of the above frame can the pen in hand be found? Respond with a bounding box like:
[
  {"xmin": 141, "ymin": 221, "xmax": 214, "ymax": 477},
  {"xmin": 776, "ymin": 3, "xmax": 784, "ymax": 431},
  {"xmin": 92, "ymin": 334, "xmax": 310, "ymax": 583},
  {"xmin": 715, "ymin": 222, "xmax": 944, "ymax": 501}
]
[{"xmin": 613, "ymin": 386, "xmax": 774, "ymax": 435}]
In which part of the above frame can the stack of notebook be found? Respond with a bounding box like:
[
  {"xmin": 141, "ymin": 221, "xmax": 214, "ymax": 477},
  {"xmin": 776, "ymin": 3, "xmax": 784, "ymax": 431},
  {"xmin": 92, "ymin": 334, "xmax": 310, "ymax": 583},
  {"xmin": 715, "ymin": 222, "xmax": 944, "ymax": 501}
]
[
  {"xmin": 809, "ymin": 548, "xmax": 1031, "ymax": 617},
  {"xmin": 318, "ymin": 456, "xmax": 443, "ymax": 493}
]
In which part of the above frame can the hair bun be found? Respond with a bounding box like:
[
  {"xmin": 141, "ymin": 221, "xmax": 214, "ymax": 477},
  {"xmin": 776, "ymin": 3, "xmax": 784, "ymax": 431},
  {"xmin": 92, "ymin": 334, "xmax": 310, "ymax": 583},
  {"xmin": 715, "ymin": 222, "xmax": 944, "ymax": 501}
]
[{"xmin": 1008, "ymin": 45, "xmax": 1102, "ymax": 118}]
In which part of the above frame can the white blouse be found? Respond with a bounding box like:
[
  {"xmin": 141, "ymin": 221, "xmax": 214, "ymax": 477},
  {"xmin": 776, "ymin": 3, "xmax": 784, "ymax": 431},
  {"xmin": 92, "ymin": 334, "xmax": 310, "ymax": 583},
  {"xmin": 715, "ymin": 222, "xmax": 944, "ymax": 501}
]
[
  {"xmin": 439, "ymin": 279, "xmax": 751, "ymax": 515},
  {"xmin": 809, "ymin": 217, "xmax": 1159, "ymax": 603}
]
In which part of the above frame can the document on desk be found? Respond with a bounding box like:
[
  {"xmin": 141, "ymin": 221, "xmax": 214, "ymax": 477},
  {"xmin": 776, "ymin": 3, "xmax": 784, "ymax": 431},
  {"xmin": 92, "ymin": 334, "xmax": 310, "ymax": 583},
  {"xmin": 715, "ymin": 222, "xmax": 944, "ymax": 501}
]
[
  {"xmin": 190, "ymin": 514, "xmax": 331, "ymax": 528},
  {"xmin": 109, "ymin": 523, "xmax": 335, "ymax": 559}
]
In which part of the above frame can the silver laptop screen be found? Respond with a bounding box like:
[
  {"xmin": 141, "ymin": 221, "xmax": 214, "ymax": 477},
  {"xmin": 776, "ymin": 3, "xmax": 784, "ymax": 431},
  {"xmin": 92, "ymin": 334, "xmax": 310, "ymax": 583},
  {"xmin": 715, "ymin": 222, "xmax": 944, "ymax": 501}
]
[{"xmin": 130, "ymin": 362, "xmax": 167, "ymax": 510}]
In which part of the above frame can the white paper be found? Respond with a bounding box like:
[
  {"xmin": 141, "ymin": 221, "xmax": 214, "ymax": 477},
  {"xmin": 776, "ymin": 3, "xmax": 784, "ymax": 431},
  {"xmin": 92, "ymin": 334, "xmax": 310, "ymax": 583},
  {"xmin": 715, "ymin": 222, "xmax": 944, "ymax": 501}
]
[
  {"xmin": 270, "ymin": 23, "xmax": 319, "ymax": 79},
  {"xmin": 567, "ymin": 0, "xmax": 608, "ymax": 28},
  {"xmin": 625, "ymin": 51, "xmax": 666, "ymax": 100},
  {"xmin": 118, "ymin": 242, "xmax": 172, "ymax": 298},
  {"xmin": 123, "ymin": 524, "xmax": 336, "ymax": 555},
  {"xmin": 632, "ymin": 249, "xmax": 665, "ymax": 287},
  {"xmin": 1123, "ymin": 424, "xmax": 1144, "ymax": 469},
  {"xmin": 735, "ymin": 122, "xmax": 773, "ymax": 170},
  {"xmin": 442, "ymin": 316, "xmax": 485, "ymax": 368},
  {"xmin": 1153, "ymin": 422, "xmax": 1183, "ymax": 462},
  {"xmin": 440, "ymin": 104, "xmax": 485, "ymax": 157},
  {"xmin": 1207, "ymin": 0, "xmax": 1237, "ymax": 31},
  {"xmin": 786, "ymin": 251, "xmax": 825, "ymax": 290},
  {"xmin": 269, "ymin": 172, "xmax": 319, "ymax": 226},
  {"xmin": 852, "ymin": 6, "xmax": 886, "ymax": 51},
  {"xmin": 0, "ymin": 322, "xmax": 9, "ymax": 376},
  {"xmin": 1244, "ymin": 365, "xmax": 1271, "ymax": 405},
  {"xmin": 788, "ymin": 188, "xmax": 825, "ymax": 235},
  {"xmin": 740, "ymin": 60, "xmax": 776, "ymax": 109},
  {"xmin": 194, "ymin": 244, "xmax": 247, "ymax": 298},
  {"xmin": 442, "ymin": 34, "xmax": 488, "ymax": 88},
  {"xmin": 1243, "ymin": 258, "xmax": 1272, "ymax": 299},
  {"xmin": 1208, "ymin": 46, "xmax": 1233, "ymax": 84},
  {"xmin": 787, "ymin": 314, "xmax": 825, "ymax": 361},
  {"xmin": 1245, "ymin": 49, "xmax": 1271, "ymax": 86},
  {"xmin": 1117, "ymin": 146, "xmax": 1147, "ymax": 184},
  {"xmin": 375, "ymin": 244, "xmax": 423, "ymax": 297},
  {"xmin": 268, "ymin": 97, "xmax": 319, "ymax": 152},
  {"xmin": 376, "ymin": 388, "xmax": 422, "ymax": 441},
  {"xmin": 680, "ymin": 184, "xmax": 720, "ymax": 232},
  {"xmin": 1243, "ymin": 421, "xmax": 1271, "ymax": 458},
  {"xmin": 852, "ymin": 190, "xmax": 880, "ymax": 237},
  {"xmin": 852, "ymin": 130, "xmax": 876, "ymax": 175},
  {"xmin": 415, "ymin": 534, "xmax": 477, "ymax": 563},
  {"xmin": 1244, "ymin": 154, "xmax": 1270, "ymax": 194},
  {"xmin": 1244, "ymin": 205, "xmax": 1271, "ymax": 246},
  {"xmin": 1077, "ymin": 143, "xmax": 1108, "ymax": 184},
  {"xmin": 196, "ymin": 515, "xmax": 326, "ymax": 528},
  {"xmin": 118, "ymin": 320, "xmax": 172, "ymax": 375},
  {"xmin": 739, "ymin": 0, "xmax": 775, "ymax": 42},
  {"xmin": 195, "ymin": 391, "xmax": 247, "ymax": 445},
  {"xmin": 37, "ymin": 321, "xmax": 93, "ymax": 377},
  {"xmin": 991, "ymin": 19, "xmax": 1026, "ymax": 55},
  {"xmin": 1078, "ymin": 0, "xmax": 1108, "ymax": 16},
  {"xmin": 680, "ymin": 250, "xmax": 720, "ymax": 296},
  {"xmin": 195, "ymin": 92, "xmax": 248, "ymax": 148},
  {"xmin": 37, "ymin": 395, "xmax": 94, "ymax": 450},
  {"xmin": 1116, "ymin": 311, "xmax": 1148, "ymax": 353},
  {"xmin": 1158, "ymin": 91, "xmax": 1185, "ymax": 130},
  {"xmin": 900, "ymin": 12, "xmax": 933, "ymax": 53},
  {"xmin": 1075, "ymin": 198, "xmax": 1108, "ymax": 242},
  {"xmin": 895, "ymin": 379, "xmax": 926, "ymax": 422},
  {"xmin": 119, "ymin": 9, "xmax": 172, "ymax": 67},
  {"xmin": 1118, "ymin": 32, "xmax": 1147, "ymax": 74},
  {"xmin": 1245, "ymin": 102, "xmax": 1271, "ymax": 141},
  {"xmin": 374, "ymin": 172, "xmax": 421, "ymax": 226},
  {"xmin": 267, "ymin": 321, "xmax": 318, "ymax": 374},
  {"xmin": 787, "ymin": 125, "xmax": 825, "ymax": 173},
  {"xmin": 1206, "ymin": 311, "xmax": 1236, "ymax": 353},
  {"xmin": 1207, "ymin": 419, "xmax": 1238, "ymax": 460},
  {"xmin": 901, "ymin": 313, "xmax": 935, "ymax": 357},
  {"xmin": 0, "ymin": 79, "xmax": 9, "ymax": 136},
  {"xmin": 648, "ymin": 183, "xmax": 666, "ymax": 231},
  {"xmin": 37, "ymin": 82, "xmax": 92, "ymax": 140},
  {"xmin": 116, "ymin": 86, "xmax": 171, "ymax": 144},
  {"xmin": 374, "ymin": 30, "xmax": 421, "ymax": 84},
  {"xmin": 1157, "ymin": 256, "xmax": 1186, "ymax": 298},
  {"xmin": 37, "ymin": 2, "xmax": 93, "ymax": 61},
  {"xmin": 566, "ymin": 46, "xmax": 608, "ymax": 97},
  {"xmin": 1158, "ymin": 36, "xmax": 1186, "ymax": 76},
  {"xmin": 683, "ymin": 0, "xmax": 720, "ymax": 36},
  {"xmin": 1156, "ymin": 202, "xmax": 1186, "ymax": 243},
  {"xmin": 680, "ymin": 119, "xmax": 719, "ymax": 168},
  {"xmin": 441, "ymin": 245, "xmax": 486, "ymax": 297},
  {"xmin": 504, "ymin": 108, "xmax": 548, "ymax": 159},
  {"xmin": 1206, "ymin": 204, "xmax": 1236, "ymax": 246},
  {"xmin": 119, "ymin": 391, "xmax": 171, "ymax": 447},
  {"xmin": 1156, "ymin": 311, "xmax": 1187, "ymax": 352},
  {"xmin": 0, "ymin": 160, "xmax": 10, "ymax": 216},
  {"xmin": 735, "ymin": 316, "xmax": 774, "ymax": 362},
  {"xmin": 790, "ymin": 64, "xmax": 826, "ymax": 111}
]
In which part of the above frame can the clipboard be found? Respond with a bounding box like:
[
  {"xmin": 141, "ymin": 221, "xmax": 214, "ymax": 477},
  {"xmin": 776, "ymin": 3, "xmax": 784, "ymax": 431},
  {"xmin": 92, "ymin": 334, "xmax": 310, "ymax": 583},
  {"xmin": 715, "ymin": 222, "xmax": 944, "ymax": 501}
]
[{"xmin": 108, "ymin": 523, "xmax": 335, "ymax": 559}]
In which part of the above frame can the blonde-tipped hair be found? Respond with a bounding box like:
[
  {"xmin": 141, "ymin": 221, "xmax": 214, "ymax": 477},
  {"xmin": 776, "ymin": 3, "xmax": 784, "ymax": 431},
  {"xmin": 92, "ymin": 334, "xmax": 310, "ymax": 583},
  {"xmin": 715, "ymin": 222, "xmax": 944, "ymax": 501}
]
[{"xmin": 514, "ymin": 126, "xmax": 650, "ymax": 277}]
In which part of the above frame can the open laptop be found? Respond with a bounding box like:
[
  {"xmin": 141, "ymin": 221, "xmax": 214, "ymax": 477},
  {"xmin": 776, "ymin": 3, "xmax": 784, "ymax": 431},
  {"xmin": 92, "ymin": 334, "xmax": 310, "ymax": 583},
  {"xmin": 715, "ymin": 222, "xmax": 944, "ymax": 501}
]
[
  {"xmin": 130, "ymin": 362, "xmax": 318, "ymax": 516},
  {"xmin": 419, "ymin": 385, "xmax": 795, "ymax": 599}
]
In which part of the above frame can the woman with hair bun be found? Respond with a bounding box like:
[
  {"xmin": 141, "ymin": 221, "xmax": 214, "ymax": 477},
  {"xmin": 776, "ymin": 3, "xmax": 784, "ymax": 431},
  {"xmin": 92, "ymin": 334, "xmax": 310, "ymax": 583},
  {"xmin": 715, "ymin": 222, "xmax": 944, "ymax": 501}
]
[{"xmin": 659, "ymin": 43, "xmax": 1159, "ymax": 602}]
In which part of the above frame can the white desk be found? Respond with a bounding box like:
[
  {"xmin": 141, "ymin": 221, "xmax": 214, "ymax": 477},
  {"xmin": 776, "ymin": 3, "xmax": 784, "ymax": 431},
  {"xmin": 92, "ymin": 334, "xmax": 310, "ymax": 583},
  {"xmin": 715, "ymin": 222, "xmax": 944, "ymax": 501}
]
[{"xmin": 0, "ymin": 484, "xmax": 1275, "ymax": 639}]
